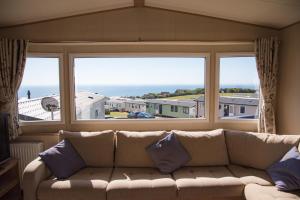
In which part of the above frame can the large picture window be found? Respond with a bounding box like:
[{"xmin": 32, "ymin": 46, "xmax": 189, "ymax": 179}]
[
  {"xmin": 217, "ymin": 54, "xmax": 259, "ymax": 120},
  {"xmin": 71, "ymin": 55, "xmax": 208, "ymax": 120},
  {"xmin": 18, "ymin": 56, "xmax": 62, "ymax": 122}
]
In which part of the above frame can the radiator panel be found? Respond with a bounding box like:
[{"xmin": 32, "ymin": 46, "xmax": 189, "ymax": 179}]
[{"xmin": 10, "ymin": 142, "xmax": 44, "ymax": 186}]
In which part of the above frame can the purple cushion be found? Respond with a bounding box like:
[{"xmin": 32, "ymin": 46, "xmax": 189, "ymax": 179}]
[
  {"xmin": 39, "ymin": 139, "xmax": 86, "ymax": 179},
  {"xmin": 146, "ymin": 133, "xmax": 191, "ymax": 173},
  {"xmin": 267, "ymin": 146, "xmax": 300, "ymax": 191}
]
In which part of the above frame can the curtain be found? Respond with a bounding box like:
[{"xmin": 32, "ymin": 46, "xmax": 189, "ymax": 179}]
[
  {"xmin": 255, "ymin": 37, "xmax": 279, "ymax": 134},
  {"xmin": 0, "ymin": 38, "xmax": 28, "ymax": 140}
]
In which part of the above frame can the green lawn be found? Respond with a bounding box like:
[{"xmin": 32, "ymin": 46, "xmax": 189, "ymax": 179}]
[
  {"xmin": 219, "ymin": 93, "xmax": 258, "ymax": 98},
  {"xmin": 161, "ymin": 94, "xmax": 203, "ymax": 100},
  {"xmin": 161, "ymin": 93, "xmax": 257, "ymax": 100},
  {"xmin": 109, "ymin": 112, "xmax": 128, "ymax": 118}
]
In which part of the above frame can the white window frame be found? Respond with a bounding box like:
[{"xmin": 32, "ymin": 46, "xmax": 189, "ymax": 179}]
[
  {"xmin": 183, "ymin": 107, "xmax": 189, "ymax": 114},
  {"xmin": 19, "ymin": 53, "xmax": 65, "ymax": 126},
  {"xmin": 215, "ymin": 52, "xmax": 259, "ymax": 123},
  {"xmin": 69, "ymin": 53, "xmax": 210, "ymax": 124}
]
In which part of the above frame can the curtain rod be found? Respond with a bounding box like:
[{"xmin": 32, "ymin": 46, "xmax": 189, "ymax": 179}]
[{"xmin": 28, "ymin": 40, "xmax": 254, "ymax": 46}]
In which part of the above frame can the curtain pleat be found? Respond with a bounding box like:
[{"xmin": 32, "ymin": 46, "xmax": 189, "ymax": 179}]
[
  {"xmin": 0, "ymin": 38, "xmax": 28, "ymax": 140},
  {"xmin": 255, "ymin": 37, "xmax": 279, "ymax": 134}
]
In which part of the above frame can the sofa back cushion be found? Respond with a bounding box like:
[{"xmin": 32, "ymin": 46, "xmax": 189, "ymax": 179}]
[
  {"xmin": 115, "ymin": 131, "xmax": 167, "ymax": 167},
  {"xmin": 59, "ymin": 130, "xmax": 115, "ymax": 167},
  {"xmin": 172, "ymin": 129, "xmax": 229, "ymax": 166},
  {"xmin": 225, "ymin": 130, "xmax": 300, "ymax": 170}
]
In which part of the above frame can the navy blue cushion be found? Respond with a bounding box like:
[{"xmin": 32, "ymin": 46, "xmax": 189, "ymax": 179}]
[
  {"xmin": 267, "ymin": 146, "xmax": 300, "ymax": 191},
  {"xmin": 146, "ymin": 133, "xmax": 191, "ymax": 173},
  {"xmin": 39, "ymin": 139, "xmax": 86, "ymax": 179}
]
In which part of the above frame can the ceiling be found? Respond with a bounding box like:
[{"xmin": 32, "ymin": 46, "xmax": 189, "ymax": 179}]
[
  {"xmin": 0, "ymin": 0, "xmax": 300, "ymax": 29},
  {"xmin": 146, "ymin": 0, "xmax": 300, "ymax": 29},
  {"xmin": 0, "ymin": 0, "xmax": 133, "ymax": 27}
]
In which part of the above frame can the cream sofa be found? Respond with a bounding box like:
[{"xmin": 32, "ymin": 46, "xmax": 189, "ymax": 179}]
[{"xmin": 23, "ymin": 129, "xmax": 300, "ymax": 200}]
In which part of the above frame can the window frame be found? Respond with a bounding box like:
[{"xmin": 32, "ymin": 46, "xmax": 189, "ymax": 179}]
[
  {"xmin": 240, "ymin": 106, "xmax": 246, "ymax": 114},
  {"xmin": 69, "ymin": 53, "xmax": 210, "ymax": 124},
  {"xmin": 214, "ymin": 52, "xmax": 259, "ymax": 123},
  {"xmin": 18, "ymin": 53, "xmax": 65, "ymax": 126},
  {"xmin": 171, "ymin": 105, "xmax": 174, "ymax": 112},
  {"xmin": 174, "ymin": 106, "xmax": 178, "ymax": 112},
  {"xmin": 183, "ymin": 107, "xmax": 189, "ymax": 114}
]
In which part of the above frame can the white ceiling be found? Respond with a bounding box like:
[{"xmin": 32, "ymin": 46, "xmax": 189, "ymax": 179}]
[{"xmin": 0, "ymin": 0, "xmax": 299, "ymax": 29}]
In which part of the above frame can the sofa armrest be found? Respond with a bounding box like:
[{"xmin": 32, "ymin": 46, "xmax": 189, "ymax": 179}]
[{"xmin": 23, "ymin": 158, "xmax": 51, "ymax": 200}]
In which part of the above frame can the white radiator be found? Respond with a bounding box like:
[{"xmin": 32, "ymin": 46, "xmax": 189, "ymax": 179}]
[{"xmin": 10, "ymin": 141, "xmax": 44, "ymax": 186}]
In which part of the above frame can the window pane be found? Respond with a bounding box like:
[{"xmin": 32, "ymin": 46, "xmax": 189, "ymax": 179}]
[
  {"xmin": 18, "ymin": 57, "xmax": 61, "ymax": 121},
  {"xmin": 219, "ymin": 56, "xmax": 259, "ymax": 119},
  {"xmin": 73, "ymin": 57, "xmax": 206, "ymax": 120}
]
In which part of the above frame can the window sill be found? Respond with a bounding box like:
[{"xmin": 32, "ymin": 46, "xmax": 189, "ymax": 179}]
[
  {"xmin": 71, "ymin": 118, "xmax": 209, "ymax": 125},
  {"xmin": 19, "ymin": 120, "xmax": 64, "ymax": 126},
  {"xmin": 215, "ymin": 119, "xmax": 258, "ymax": 124}
]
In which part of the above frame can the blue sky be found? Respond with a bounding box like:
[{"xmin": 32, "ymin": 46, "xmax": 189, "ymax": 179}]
[
  {"xmin": 21, "ymin": 58, "xmax": 60, "ymax": 86},
  {"xmin": 74, "ymin": 57, "xmax": 205, "ymax": 86},
  {"xmin": 21, "ymin": 57, "xmax": 259, "ymax": 87},
  {"xmin": 220, "ymin": 57, "xmax": 259, "ymax": 87}
]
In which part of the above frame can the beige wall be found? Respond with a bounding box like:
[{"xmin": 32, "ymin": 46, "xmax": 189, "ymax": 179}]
[
  {"xmin": 0, "ymin": 7, "xmax": 277, "ymax": 42},
  {"xmin": 14, "ymin": 133, "xmax": 59, "ymax": 149},
  {"xmin": 0, "ymin": 7, "xmax": 281, "ymax": 139},
  {"xmin": 277, "ymin": 22, "xmax": 300, "ymax": 134}
]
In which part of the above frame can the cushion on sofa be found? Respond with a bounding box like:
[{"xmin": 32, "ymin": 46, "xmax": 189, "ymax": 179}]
[
  {"xmin": 115, "ymin": 131, "xmax": 167, "ymax": 167},
  {"xmin": 146, "ymin": 133, "xmax": 191, "ymax": 173},
  {"xmin": 106, "ymin": 167, "xmax": 177, "ymax": 200},
  {"xmin": 225, "ymin": 130, "xmax": 300, "ymax": 170},
  {"xmin": 39, "ymin": 139, "xmax": 86, "ymax": 179},
  {"xmin": 172, "ymin": 129, "xmax": 229, "ymax": 166},
  {"xmin": 38, "ymin": 168, "xmax": 112, "ymax": 200},
  {"xmin": 173, "ymin": 166, "xmax": 244, "ymax": 200},
  {"xmin": 228, "ymin": 165, "xmax": 273, "ymax": 186},
  {"xmin": 59, "ymin": 130, "xmax": 115, "ymax": 167},
  {"xmin": 244, "ymin": 183, "xmax": 300, "ymax": 200},
  {"xmin": 267, "ymin": 146, "xmax": 300, "ymax": 191}
]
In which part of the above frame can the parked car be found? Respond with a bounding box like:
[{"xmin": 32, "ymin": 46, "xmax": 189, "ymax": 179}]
[
  {"xmin": 137, "ymin": 112, "xmax": 154, "ymax": 118},
  {"xmin": 109, "ymin": 108, "xmax": 119, "ymax": 112},
  {"xmin": 127, "ymin": 112, "xmax": 136, "ymax": 118},
  {"xmin": 127, "ymin": 112, "xmax": 154, "ymax": 119}
]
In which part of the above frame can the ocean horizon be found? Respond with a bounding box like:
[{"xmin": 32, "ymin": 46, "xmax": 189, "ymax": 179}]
[{"xmin": 18, "ymin": 84, "xmax": 259, "ymax": 99}]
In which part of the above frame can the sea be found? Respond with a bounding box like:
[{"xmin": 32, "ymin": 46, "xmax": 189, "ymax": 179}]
[{"xmin": 18, "ymin": 84, "xmax": 258, "ymax": 99}]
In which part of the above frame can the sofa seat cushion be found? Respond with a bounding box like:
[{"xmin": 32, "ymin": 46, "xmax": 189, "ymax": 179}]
[
  {"xmin": 244, "ymin": 184, "xmax": 300, "ymax": 200},
  {"xmin": 173, "ymin": 166, "xmax": 244, "ymax": 200},
  {"xmin": 228, "ymin": 165, "xmax": 273, "ymax": 186},
  {"xmin": 38, "ymin": 168, "xmax": 112, "ymax": 200},
  {"xmin": 106, "ymin": 167, "xmax": 177, "ymax": 200}
]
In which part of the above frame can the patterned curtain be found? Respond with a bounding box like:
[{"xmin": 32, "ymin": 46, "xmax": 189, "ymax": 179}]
[
  {"xmin": 255, "ymin": 37, "xmax": 279, "ymax": 134},
  {"xmin": 0, "ymin": 38, "xmax": 28, "ymax": 140}
]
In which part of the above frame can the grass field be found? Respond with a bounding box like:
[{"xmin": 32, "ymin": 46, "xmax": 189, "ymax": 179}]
[
  {"xmin": 161, "ymin": 93, "xmax": 257, "ymax": 100},
  {"xmin": 109, "ymin": 112, "xmax": 128, "ymax": 118},
  {"xmin": 219, "ymin": 93, "xmax": 258, "ymax": 98},
  {"xmin": 161, "ymin": 94, "xmax": 203, "ymax": 100}
]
